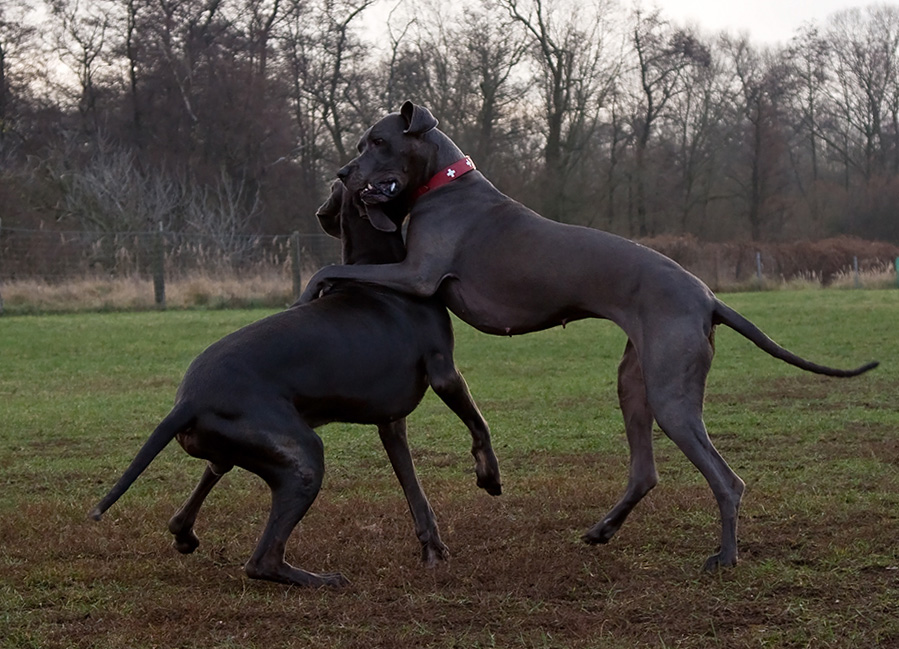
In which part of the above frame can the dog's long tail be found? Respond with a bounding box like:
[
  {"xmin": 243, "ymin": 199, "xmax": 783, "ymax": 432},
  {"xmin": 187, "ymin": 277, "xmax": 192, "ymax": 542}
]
[
  {"xmin": 88, "ymin": 401, "xmax": 195, "ymax": 521},
  {"xmin": 712, "ymin": 300, "xmax": 879, "ymax": 377}
]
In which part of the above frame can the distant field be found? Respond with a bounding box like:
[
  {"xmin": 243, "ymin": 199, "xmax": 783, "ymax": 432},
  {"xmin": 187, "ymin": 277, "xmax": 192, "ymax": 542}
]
[{"xmin": 1, "ymin": 290, "xmax": 897, "ymax": 648}]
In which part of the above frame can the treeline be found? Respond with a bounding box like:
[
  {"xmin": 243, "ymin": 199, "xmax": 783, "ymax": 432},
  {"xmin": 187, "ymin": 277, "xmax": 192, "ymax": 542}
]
[{"xmin": 1, "ymin": 0, "xmax": 898, "ymax": 243}]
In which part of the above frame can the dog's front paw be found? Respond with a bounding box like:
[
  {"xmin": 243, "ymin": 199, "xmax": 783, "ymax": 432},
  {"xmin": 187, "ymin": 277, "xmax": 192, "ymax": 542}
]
[
  {"xmin": 295, "ymin": 280, "xmax": 330, "ymax": 305},
  {"xmin": 582, "ymin": 519, "xmax": 618, "ymax": 545},
  {"xmin": 421, "ymin": 538, "xmax": 450, "ymax": 567},
  {"xmin": 702, "ymin": 549, "xmax": 738, "ymax": 573},
  {"xmin": 293, "ymin": 288, "xmax": 317, "ymax": 306},
  {"xmin": 477, "ymin": 473, "xmax": 502, "ymax": 496},
  {"xmin": 172, "ymin": 530, "xmax": 200, "ymax": 554},
  {"xmin": 474, "ymin": 449, "xmax": 502, "ymax": 496}
]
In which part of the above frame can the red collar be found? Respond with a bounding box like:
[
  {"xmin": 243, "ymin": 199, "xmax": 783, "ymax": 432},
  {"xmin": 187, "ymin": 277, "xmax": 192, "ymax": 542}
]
[{"xmin": 414, "ymin": 156, "xmax": 476, "ymax": 199}]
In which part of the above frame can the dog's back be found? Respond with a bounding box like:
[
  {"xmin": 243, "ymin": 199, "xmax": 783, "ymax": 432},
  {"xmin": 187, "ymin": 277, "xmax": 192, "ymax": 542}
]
[{"xmin": 179, "ymin": 283, "xmax": 450, "ymax": 427}]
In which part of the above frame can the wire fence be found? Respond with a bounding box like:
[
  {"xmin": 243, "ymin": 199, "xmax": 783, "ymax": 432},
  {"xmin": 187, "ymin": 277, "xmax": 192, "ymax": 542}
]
[
  {"xmin": 0, "ymin": 225, "xmax": 341, "ymax": 311},
  {"xmin": 1, "ymin": 224, "xmax": 896, "ymax": 314}
]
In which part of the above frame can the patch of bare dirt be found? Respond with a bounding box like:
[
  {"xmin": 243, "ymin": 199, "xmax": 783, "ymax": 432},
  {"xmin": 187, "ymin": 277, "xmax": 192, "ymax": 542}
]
[{"xmin": 5, "ymin": 454, "xmax": 897, "ymax": 648}]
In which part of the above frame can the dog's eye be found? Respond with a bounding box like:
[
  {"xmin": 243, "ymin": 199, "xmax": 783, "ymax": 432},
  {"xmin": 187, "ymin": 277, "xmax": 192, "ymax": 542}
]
[{"xmin": 371, "ymin": 137, "xmax": 384, "ymax": 146}]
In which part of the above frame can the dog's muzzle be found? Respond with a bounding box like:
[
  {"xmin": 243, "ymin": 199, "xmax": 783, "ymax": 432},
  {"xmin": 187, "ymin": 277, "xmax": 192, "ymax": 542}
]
[{"xmin": 360, "ymin": 179, "xmax": 401, "ymax": 204}]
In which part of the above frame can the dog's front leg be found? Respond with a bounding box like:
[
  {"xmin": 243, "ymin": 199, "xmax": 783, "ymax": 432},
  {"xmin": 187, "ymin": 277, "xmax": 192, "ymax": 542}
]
[
  {"xmin": 426, "ymin": 360, "xmax": 501, "ymax": 496},
  {"xmin": 377, "ymin": 419, "xmax": 449, "ymax": 566},
  {"xmin": 295, "ymin": 261, "xmax": 446, "ymax": 305}
]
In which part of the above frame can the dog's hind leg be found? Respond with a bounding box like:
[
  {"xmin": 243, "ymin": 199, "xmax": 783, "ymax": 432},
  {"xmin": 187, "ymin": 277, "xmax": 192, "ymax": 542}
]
[
  {"xmin": 378, "ymin": 419, "xmax": 449, "ymax": 566},
  {"xmin": 243, "ymin": 418, "xmax": 348, "ymax": 587},
  {"xmin": 641, "ymin": 328, "xmax": 745, "ymax": 571},
  {"xmin": 584, "ymin": 339, "xmax": 657, "ymax": 545},
  {"xmin": 426, "ymin": 357, "xmax": 502, "ymax": 496},
  {"xmin": 168, "ymin": 463, "xmax": 231, "ymax": 554}
]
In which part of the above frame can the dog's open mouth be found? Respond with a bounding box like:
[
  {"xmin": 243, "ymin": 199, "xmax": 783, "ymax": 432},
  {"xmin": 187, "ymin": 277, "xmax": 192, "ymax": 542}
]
[{"xmin": 360, "ymin": 179, "xmax": 401, "ymax": 204}]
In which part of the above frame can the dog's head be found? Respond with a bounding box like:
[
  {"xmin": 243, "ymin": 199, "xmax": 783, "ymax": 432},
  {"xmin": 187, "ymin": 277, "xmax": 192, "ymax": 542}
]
[
  {"xmin": 338, "ymin": 101, "xmax": 452, "ymax": 232},
  {"xmin": 315, "ymin": 180, "xmax": 407, "ymax": 265}
]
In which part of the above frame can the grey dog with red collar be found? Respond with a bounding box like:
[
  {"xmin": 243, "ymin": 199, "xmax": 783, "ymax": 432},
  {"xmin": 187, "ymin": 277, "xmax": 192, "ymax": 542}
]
[{"xmin": 298, "ymin": 101, "xmax": 877, "ymax": 572}]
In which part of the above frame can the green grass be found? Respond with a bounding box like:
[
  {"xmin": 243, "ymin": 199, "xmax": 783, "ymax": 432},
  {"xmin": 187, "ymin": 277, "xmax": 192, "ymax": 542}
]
[{"xmin": 1, "ymin": 290, "xmax": 897, "ymax": 648}]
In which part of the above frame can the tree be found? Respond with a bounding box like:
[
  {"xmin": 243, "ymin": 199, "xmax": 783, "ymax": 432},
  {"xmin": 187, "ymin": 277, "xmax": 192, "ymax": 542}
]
[
  {"xmin": 664, "ymin": 36, "xmax": 732, "ymax": 235},
  {"xmin": 384, "ymin": 3, "xmax": 527, "ymax": 177},
  {"xmin": 627, "ymin": 8, "xmax": 710, "ymax": 237},
  {"xmin": 824, "ymin": 5, "xmax": 899, "ymax": 182},
  {"xmin": 279, "ymin": 0, "xmax": 375, "ymax": 191},
  {"xmin": 5, "ymin": 0, "xmax": 899, "ymax": 244},
  {"xmin": 502, "ymin": 0, "xmax": 619, "ymax": 221},
  {"xmin": 820, "ymin": 5, "xmax": 899, "ymax": 239},
  {"xmin": 246, "ymin": 0, "xmax": 284, "ymax": 79},
  {"xmin": 0, "ymin": 0, "xmax": 39, "ymax": 146},
  {"xmin": 721, "ymin": 35, "xmax": 791, "ymax": 241},
  {"xmin": 119, "ymin": 0, "xmax": 141, "ymax": 139},
  {"xmin": 592, "ymin": 84, "xmax": 631, "ymax": 230},
  {"xmin": 48, "ymin": 0, "xmax": 115, "ymax": 134},
  {"xmin": 301, "ymin": 0, "xmax": 375, "ymax": 162},
  {"xmin": 48, "ymin": 135, "xmax": 182, "ymax": 234},
  {"xmin": 784, "ymin": 24, "xmax": 830, "ymax": 228}
]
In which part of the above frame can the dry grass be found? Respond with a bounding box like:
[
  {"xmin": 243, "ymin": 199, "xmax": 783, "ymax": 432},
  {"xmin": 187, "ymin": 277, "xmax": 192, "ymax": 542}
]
[
  {"xmin": 718, "ymin": 264, "xmax": 898, "ymax": 293},
  {"xmin": 0, "ymin": 271, "xmax": 301, "ymax": 313},
  {"xmin": 830, "ymin": 261, "xmax": 898, "ymax": 290},
  {"xmin": 166, "ymin": 271, "xmax": 294, "ymax": 308},
  {"xmin": 2, "ymin": 264, "xmax": 895, "ymax": 315},
  {"xmin": 2, "ymin": 234, "xmax": 896, "ymax": 314}
]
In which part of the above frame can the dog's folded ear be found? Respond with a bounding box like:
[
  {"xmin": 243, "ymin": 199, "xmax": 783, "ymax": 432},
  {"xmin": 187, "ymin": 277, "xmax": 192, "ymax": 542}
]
[
  {"xmin": 362, "ymin": 202, "xmax": 398, "ymax": 233},
  {"xmin": 315, "ymin": 180, "xmax": 344, "ymax": 238},
  {"xmin": 401, "ymin": 101, "xmax": 438, "ymax": 135}
]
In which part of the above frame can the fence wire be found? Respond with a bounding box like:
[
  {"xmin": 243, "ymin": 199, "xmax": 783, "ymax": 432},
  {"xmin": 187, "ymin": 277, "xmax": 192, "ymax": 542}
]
[
  {"xmin": 0, "ymin": 226, "xmax": 895, "ymax": 314},
  {"xmin": 0, "ymin": 227, "xmax": 341, "ymax": 282}
]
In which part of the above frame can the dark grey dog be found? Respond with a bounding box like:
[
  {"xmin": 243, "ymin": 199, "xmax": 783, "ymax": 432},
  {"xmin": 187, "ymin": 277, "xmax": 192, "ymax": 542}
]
[
  {"xmin": 297, "ymin": 101, "xmax": 878, "ymax": 571},
  {"xmin": 90, "ymin": 182, "xmax": 501, "ymax": 587}
]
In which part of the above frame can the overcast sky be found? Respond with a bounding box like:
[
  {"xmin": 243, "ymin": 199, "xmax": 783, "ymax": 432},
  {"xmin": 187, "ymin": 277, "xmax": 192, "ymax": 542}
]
[
  {"xmin": 369, "ymin": 1, "xmax": 872, "ymax": 49},
  {"xmin": 654, "ymin": 0, "xmax": 864, "ymax": 44}
]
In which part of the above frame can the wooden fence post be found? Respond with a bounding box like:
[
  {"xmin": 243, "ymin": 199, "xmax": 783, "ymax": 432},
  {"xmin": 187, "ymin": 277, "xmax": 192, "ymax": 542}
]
[
  {"xmin": 153, "ymin": 222, "xmax": 166, "ymax": 309},
  {"xmin": 755, "ymin": 251, "xmax": 763, "ymax": 287},
  {"xmin": 291, "ymin": 231, "xmax": 302, "ymax": 300}
]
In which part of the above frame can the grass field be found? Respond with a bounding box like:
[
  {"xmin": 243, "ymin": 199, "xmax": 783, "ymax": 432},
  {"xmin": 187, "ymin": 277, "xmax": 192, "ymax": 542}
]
[{"xmin": 1, "ymin": 290, "xmax": 897, "ymax": 648}]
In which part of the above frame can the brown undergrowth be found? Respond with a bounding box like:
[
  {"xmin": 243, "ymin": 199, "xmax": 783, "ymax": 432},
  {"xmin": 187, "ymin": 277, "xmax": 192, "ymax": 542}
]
[{"xmin": 642, "ymin": 235, "xmax": 899, "ymax": 290}]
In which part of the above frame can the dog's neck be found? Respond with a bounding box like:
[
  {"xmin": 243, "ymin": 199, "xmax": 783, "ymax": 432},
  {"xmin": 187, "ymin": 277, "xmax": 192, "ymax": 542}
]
[
  {"xmin": 429, "ymin": 128, "xmax": 466, "ymax": 172},
  {"xmin": 341, "ymin": 202, "xmax": 406, "ymax": 265},
  {"xmin": 407, "ymin": 128, "xmax": 472, "ymax": 202}
]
